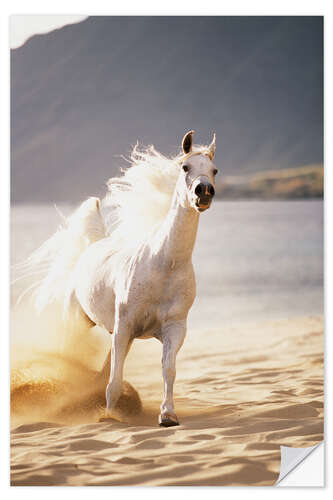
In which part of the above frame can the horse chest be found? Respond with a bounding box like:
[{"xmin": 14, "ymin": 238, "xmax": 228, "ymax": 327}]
[{"xmin": 124, "ymin": 261, "xmax": 195, "ymax": 337}]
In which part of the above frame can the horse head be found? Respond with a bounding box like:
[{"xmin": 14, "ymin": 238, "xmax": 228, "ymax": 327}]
[{"xmin": 179, "ymin": 130, "xmax": 218, "ymax": 213}]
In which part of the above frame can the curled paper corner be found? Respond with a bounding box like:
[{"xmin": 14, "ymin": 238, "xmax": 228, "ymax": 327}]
[{"xmin": 276, "ymin": 442, "xmax": 324, "ymax": 486}]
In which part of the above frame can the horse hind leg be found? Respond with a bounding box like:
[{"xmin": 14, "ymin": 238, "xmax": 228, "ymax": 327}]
[
  {"xmin": 94, "ymin": 348, "xmax": 111, "ymax": 388},
  {"xmin": 63, "ymin": 290, "xmax": 96, "ymax": 355}
]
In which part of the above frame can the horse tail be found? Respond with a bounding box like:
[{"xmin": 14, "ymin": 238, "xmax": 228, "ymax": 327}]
[{"xmin": 15, "ymin": 197, "xmax": 105, "ymax": 313}]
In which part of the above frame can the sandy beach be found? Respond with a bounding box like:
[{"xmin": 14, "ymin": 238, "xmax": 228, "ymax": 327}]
[
  {"xmin": 11, "ymin": 315, "xmax": 324, "ymax": 486},
  {"xmin": 10, "ymin": 201, "xmax": 323, "ymax": 486},
  {"xmin": 10, "ymin": 13, "xmax": 323, "ymax": 488}
]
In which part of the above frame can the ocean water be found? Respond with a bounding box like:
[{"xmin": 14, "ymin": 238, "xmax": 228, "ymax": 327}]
[{"xmin": 11, "ymin": 200, "xmax": 323, "ymax": 331}]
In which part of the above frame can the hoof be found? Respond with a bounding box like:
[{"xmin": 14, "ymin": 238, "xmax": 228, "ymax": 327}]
[
  {"xmin": 98, "ymin": 412, "xmax": 120, "ymax": 423},
  {"xmin": 158, "ymin": 414, "xmax": 179, "ymax": 427},
  {"xmin": 98, "ymin": 416, "xmax": 118, "ymax": 423}
]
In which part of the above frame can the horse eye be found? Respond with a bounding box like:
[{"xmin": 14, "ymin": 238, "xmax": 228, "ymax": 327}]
[
  {"xmin": 213, "ymin": 168, "xmax": 218, "ymax": 176},
  {"xmin": 182, "ymin": 165, "xmax": 189, "ymax": 173}
]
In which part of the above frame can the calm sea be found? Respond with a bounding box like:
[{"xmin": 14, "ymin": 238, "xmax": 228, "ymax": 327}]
[{"xmin": 11, "ymin": 200, "xmax": 323, "ymax": 331}]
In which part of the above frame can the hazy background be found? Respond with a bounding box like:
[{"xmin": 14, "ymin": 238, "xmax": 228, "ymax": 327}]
[
  {"xmin": 11, "ymin": 16, "xmax": 323, "ymax": 204},
  {"xmin": 10, "ymin": 16, "xmax": 324, "ymax": 326},
  {"xmin": 10, "ymin": 19, "xmax": 324, "ymax": 485}
]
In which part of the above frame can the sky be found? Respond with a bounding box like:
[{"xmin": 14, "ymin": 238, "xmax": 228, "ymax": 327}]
[{"xmin": 10, "ymin": 15, "xmax": 87, "ymax": 48}]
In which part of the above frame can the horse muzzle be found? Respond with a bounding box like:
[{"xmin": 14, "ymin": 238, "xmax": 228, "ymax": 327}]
[{"xmin": 193, "ymin": 178, "xmax": 215, "ymax": 212}]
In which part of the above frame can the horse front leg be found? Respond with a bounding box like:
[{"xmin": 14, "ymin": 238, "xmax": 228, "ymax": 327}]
[
  {"xmin": 105, "ymin": 326, "xmax": 132, "ymax": 417},
  {"xmin": 159, "ymin": 320, "xmax": 186, "ymax": 427}
]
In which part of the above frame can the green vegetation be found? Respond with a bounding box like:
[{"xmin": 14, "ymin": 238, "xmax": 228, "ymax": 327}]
[{"xmin": 216, "ymin": 165, "xmax": 323, "ymax": 200}]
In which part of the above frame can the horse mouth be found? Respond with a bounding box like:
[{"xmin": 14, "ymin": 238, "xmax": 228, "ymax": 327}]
[{"xmin": 195, "ymin": 200, "xmax": 211, "ymax": 212}]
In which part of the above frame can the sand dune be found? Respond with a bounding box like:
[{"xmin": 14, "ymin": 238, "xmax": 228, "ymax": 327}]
[{"xmin": 10, "ymin": 316, "xmax": 323, "ymax": 486}]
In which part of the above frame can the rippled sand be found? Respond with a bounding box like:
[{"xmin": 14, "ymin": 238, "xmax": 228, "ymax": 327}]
[{"xmin": 11, "ymin": 316, "xmax": 323, "ymax": 486}]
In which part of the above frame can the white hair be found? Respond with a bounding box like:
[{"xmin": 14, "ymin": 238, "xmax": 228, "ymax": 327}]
[
  {"xmin": 13, "ymin": 141, "xmax": 212, "ymax": 311},
  {"xmin": 101, "ymin": 142, "xmax": 212, "ymax": 253}
]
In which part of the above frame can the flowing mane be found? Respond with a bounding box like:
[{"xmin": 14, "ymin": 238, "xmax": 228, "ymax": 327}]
[
  {"xmin": 101, "ymin": 142, "xmax": 213, "ymax": 254},
  {"xmin": 13, "ymin": 138, "xmax": 214, "ymax": 310}
]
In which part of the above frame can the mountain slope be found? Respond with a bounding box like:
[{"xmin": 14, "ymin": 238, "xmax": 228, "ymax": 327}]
[{"xmin": 11, "ymin": 16, "xmax": 323, "ymax": 203}]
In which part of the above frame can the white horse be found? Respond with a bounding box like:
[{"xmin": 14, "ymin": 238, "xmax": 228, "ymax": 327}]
[{"xmin": 20, "ymin": 130, "xmax": 218, "ymax": 427}]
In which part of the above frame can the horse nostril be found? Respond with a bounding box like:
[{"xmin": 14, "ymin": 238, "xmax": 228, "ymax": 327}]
[
  {"xmin": 195, "ymin": 182, "xmax": 215, "ymax": 199},
  {"xmin": 195, "ymin": 184, "xmax": 204, "ymax": 196}
]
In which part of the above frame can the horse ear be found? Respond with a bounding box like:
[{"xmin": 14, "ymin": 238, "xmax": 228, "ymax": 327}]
[
  {"xmin": 208, "ymin": 133, "xmax": 216, "ymax": 159},
  {"xmin": 182, "ymin": 130, "xmax": 194, "ymax": 155}
]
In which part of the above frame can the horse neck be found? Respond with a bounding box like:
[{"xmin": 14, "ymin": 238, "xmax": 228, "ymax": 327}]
[{"xmin": 156, "ymin": 183, "xmax": 200, "ymax": 264}]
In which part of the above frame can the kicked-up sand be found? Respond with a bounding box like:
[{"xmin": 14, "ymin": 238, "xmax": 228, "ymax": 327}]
[{"xmin": 10, "ymin": 315, "xmax": 324, "ymax": 486}]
